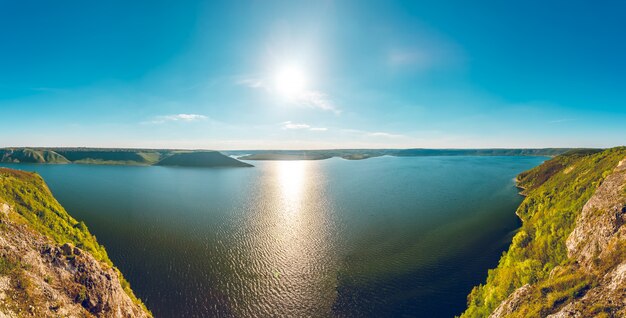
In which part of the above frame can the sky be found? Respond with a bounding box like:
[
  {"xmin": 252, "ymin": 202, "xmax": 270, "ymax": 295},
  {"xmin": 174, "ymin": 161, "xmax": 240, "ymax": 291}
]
[{"xmin": 1, "ymin": 0, "xmax": 625, "ymax": 150}]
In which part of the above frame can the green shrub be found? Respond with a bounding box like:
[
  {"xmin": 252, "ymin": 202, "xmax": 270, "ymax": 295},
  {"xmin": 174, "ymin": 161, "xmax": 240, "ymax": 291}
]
[
  {"xmin": 0, "ymin": 168, "xmax": 150, "ymax": 315},
  {"xmin": 462, "ymin": 147, "xmax": 626, "ymax": 317}
]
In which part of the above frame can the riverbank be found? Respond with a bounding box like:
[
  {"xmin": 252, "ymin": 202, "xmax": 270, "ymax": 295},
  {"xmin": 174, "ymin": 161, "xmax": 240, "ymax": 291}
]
[
  {"xmin": 0, "ymin": 168, "xmax": 151, "ymax": 317},
  {"xmin": 462, "ymin": 147, "xmax": 626, "ymax": 317}
]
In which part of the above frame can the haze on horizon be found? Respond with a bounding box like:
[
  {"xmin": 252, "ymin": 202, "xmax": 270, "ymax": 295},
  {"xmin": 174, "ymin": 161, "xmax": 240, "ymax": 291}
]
[{"xmin": 1, "ymin": 1, "xmax": 625, "ymax": 150}]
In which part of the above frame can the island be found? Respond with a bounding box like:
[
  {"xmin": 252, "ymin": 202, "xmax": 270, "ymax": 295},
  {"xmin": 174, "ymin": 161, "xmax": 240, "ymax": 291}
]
[{"xmin": 462, "ymin": 147, "xmax": 626, "ymax": 317}]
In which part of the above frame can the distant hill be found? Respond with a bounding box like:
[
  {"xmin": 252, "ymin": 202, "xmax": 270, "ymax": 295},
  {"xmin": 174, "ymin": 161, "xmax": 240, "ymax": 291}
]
[
  {"xmin": 53, "ymin": 149, "xmax": 162, "ymax": 165},
  {"xmin": 231, "ymin": 148, "xmax": 578, "ymax": 161},
  {"xmin": 0, "ymin": 148, "xmax": 251, "ymax": 168},
  {"xmin": 393, "ymin": 148, "xmax": 577, "ymax": 157},
  {"xmin": 0, "ymin": 148, "xmax": 70, "ymax": 164},
  {"xmin": 238, "ymin": 153, "xmax": 333, "ymax": 160},
  {"xmin": 156, "ymin": 151, "xmax": 253, "ymax": 167},
  {"xmin": 0, "ymin": 147, "xmax": 583, "ymax": 165}
]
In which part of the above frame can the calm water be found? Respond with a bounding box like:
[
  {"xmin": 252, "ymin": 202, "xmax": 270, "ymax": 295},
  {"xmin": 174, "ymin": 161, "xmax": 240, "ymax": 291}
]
[{"xmin": 1, "ymin": 156, "xmax": 545, "ymax": 317}]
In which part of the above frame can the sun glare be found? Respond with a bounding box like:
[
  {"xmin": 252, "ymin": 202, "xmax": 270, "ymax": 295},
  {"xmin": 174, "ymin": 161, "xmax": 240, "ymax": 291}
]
[{"xmin": 273, "ymin": 64, "xmax": 307, "ymax": 99}]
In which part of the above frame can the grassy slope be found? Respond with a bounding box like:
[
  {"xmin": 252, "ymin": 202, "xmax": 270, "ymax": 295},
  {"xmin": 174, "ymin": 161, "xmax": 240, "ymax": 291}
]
[
  {"xmin": 461, "ymin": 147, "xmax": 626, "ymax": 317},
  {"xmin": 238, "ymin": 153, "xmax": 333, "ymax": 160},
  {"xmin": 0, "ymin": 168, "xmax": 150, "ymax": 314},
  {"xmin": 0, "ymin": 148, "xmax": 255, "ymax": 167},
  {"xmin": 156, "ymin": 151, "xmax": 253, "ymax": 167},
  {"xmin": 53, "ymin": 149, "xmax": 163, "ymax": 165},
  {"xmin": 0, "ymin": 149, "xmax": 70, "ymax": 164}
]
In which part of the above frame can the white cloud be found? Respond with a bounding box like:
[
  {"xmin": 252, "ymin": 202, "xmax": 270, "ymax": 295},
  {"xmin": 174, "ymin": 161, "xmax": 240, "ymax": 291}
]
[
  {"xmin": 281, "ymin": 121, "xmax": 310, "ymax": 130},
  {"xmin": 237, "ymin": 78, "xmax": 265, "ymax": 89},
  {"xmin": 238, "ymin": 76, "xmax": 340, "ymax": 114},
  {"xmin": 341, "ymin": 128, "xmax": 406, "ymax": 139},
  {"xmin": 143, "ymin": 114, "xmax": 207, "ymax": 124},
  {"xmin": 281, "ymin": 121, "xmax": 328, "ymax": 132},
  {"xmin": 296, "ymin": 90, "xmax": 340, "ymax": 114},
  {"xmin": 367, "ymin": 132, "xmax": 405, "ymax": 138}
]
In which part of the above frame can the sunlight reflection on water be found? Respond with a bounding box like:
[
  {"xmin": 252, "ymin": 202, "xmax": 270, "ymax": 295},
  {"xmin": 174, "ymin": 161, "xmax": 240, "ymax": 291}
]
[
  {"xmin": 0, "ymin": 156, "xmax": 548, "ymax": 317},
  {"xmin": 233, "ymin": 160, "xmax": 337, "ymax": 317}
]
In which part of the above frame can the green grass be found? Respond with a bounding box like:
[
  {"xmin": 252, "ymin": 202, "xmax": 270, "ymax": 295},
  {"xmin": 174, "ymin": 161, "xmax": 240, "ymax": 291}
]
[
  {"xmin": 0, "ymin": 256, "xmax": 18, "ymax": 275},
  {"xmin": 156, "ymin": 151, "xmax": 253, "ymax": 167},
  {"xmin": 0, "ymin": 167, "xmax": 150, "ymax": 315},
  {"xmin": 461, "ymin": 147, "xmax": 626, "ymax": 317},
  {"xmin": 0, "ymin": 149, "xmax": 70, "ymax": 164}
]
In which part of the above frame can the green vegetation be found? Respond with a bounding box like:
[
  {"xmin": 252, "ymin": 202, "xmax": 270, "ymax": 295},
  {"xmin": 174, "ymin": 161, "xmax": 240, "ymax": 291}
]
[
  {"xmin": 0, "ymin": 147, "xmax": 578, "ymax": 165},
  {"xmin": 394, "ymin": 148, "xmax": 575, "ymax": 157},
  {"xmin": 0, "ymin": 148, "xmax": 70, "ymax": 164},
  {"xmin": 0, "ymin": 147, "xmax": 251, "ymax": 167},
  {"xmin": 0, "ymin": 256, "xmax": 18, "ymax": 275},
  {"xmin": 156, "ymin": 151, "xmax": 253, "ymax": 167},
  {"xmin": 0, "ymin": 167, "xmax": 149, "ymax": 313},
  {"xmin": 0, "ymin": 254, "xmax": 34, "ymax": 312},
  {"xmin": 238, "ymin": 152, "xmax": 334, "ymax": 160},
  {"xmin": 231, "ymin": 148, "xmax": 575, "ymax": 161},
  {"xmin": 461, "ymin": 147, "xmax": 626, "ymax": 317},
  {"xmin": 54, "ymin": 149, "xmax": 163, "ymax": 165}
]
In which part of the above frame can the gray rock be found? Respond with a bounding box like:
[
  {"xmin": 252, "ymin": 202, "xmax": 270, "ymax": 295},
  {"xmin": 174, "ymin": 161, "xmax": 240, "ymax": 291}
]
[{"xmin": 60, "ymin": 243, "xmax": 74, "ymax": 256}]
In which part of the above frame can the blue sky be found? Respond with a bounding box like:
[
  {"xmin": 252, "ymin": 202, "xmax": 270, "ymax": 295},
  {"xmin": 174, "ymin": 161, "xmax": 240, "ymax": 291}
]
[{"xmin": 1, "ymin": 0, "xmax": 625, "ymax": 149}]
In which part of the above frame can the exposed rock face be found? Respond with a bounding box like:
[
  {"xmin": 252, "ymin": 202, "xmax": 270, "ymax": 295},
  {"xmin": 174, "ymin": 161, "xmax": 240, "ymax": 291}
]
[
  {"xmin": 491, "ymin": 157, "xmax": 626, "ymax": 317},
  {"xmin": 566, "ymin": 158, "xmax": 626, "ymax": 270},
  {"xmin": 546, "ymin": 158, "xmax": 626, "ymax": 317},
  {"xmin": 0, "ymin": 204, "xmax": 150, "ymax": 317},
  {"xmin": 546, "ymin": 262, "xmax": 626, "ymax": 317},
  {"xmin": 489, "ymin": 285, "xmax": 533, "ymax": 318}
]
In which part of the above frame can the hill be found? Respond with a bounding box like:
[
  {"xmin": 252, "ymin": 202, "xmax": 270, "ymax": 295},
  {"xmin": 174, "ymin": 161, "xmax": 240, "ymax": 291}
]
[
  {"xmin": 0, "ymin": 148, "xmax": 70, "ymax": 164},
  {"xmin": 0, "ymin": 148, "xmax": 251, "ymax": 168},
  {"xmin": 232, "ymin": 148, "xmax": 575, "ymax": 161},
  {"xmin": 52, "ymin": 148, "xmax": 162, "ymax": 165},
  {"xmin": 156, "ymin": 151, "xmax": 253, "ymax": 167},
  {"xmin": 0, "ymin": 168, "xmax": 151, "ymax": 317},
  {"xmin": 461, "ymin": 147, "xmax": 626, "ymax": 317},
  {"xmin": 393, "ymin": 148, "xmax": 575, "ymax": 157}
]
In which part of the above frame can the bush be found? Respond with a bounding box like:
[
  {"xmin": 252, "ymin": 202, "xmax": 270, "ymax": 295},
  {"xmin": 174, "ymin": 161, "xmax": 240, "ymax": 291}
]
[{"xmin": 461, "ymin": 147, "xmax": 626, "ymax": 317}]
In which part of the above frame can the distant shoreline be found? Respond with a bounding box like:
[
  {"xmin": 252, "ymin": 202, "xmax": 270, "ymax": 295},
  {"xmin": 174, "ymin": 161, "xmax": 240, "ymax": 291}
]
[
  {"xmin": 229, "ymin": 148, "xmax": 580, "ymax": 161},
  {"xmin": 1, "ymin": 147, "xmax": 592, "ymax": 166},
  {"xmin": 0, "ymin": 148, "xmax": 252, "ymax": 168}
]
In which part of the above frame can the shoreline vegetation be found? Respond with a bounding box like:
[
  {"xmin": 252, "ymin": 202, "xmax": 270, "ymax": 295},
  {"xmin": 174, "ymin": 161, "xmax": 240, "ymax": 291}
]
[
  {"xmin": 0, "ymin": 168, "xmax": 151, "ymax": 316},
  {"xmin": 0, "ymin": 148, "xmax": 252, "ymax": 167},
  {"xmin": 229, "ymin": 148, "xmax": 576, "ymax": 161},
  {"xmin": 0, "ymin": 148, "xmax": 580, "ymax": 167},
  {"xmin": 461, "ymin": 147, "xmax": 626, "ymax": 317}
]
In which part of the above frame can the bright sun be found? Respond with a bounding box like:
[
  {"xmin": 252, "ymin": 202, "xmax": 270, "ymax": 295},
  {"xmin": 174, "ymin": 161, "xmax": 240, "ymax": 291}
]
[{"xmin": 274, "ymin": 65, "xmax": 307, "ymax": 99}]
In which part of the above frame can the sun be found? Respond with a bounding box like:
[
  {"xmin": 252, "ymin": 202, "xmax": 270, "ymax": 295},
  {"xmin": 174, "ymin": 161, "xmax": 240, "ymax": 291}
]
[{"xmin": 273, "ymin": 64, "xmax": 307, "ymax": 99}]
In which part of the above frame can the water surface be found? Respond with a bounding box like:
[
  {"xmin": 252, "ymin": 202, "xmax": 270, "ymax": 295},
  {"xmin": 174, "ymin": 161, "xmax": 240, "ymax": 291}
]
[{"xmin": 1, "ymin": 156, "xmax": 545, "ymax": 317}]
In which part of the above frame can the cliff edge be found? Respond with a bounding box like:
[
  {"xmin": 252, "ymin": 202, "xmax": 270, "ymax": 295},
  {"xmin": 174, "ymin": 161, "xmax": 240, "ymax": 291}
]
[
  {"xmin": 0, "ymin": 168, "xmax": 150, "ymax": 317},
  {"xmin": 462, "ymin": 147, "xmax": 626, "ymax": 317}
]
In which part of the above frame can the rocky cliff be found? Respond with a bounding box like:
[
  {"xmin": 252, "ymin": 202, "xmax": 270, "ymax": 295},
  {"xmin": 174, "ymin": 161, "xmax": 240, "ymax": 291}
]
[
  {"xmin": 0, "ymin": 168, "xmax": 150, "ymax": 317},
  {"xmin": 462, "ymin": 147, "xmax": 626, "ymax": 317}
]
